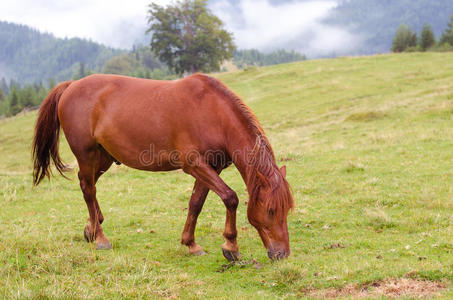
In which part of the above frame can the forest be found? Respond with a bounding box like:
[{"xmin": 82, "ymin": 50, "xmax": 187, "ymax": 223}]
[{"xmin": 0, "ymin": 21, "xmax": 123, "ymax": 83}]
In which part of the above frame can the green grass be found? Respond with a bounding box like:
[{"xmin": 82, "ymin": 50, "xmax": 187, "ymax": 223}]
[{"xmin": 1, "ymin": 52, "xmax": 452, "ymax": 299}]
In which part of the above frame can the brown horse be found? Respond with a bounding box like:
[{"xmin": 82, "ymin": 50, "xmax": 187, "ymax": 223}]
[{"xmin": 32, "ymin": 73, "xmax": 294, "ymax": 261}]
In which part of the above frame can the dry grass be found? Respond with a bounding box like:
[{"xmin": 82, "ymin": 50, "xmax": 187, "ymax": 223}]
[
  {"xmin": 345, "ymin": 111, "xmax": 386, "ymax": 122},
  {"xmin": 307, "ymin": 278, "xmax": 447, "ymax": 299}
]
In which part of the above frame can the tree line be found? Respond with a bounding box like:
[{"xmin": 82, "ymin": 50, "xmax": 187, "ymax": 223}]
[
  {"xmin": 0, "ymin": 79, "xmax": 52, "ymax": 117},
  {"xmin": 392, "ymin": 15, "xmax": 453, "ymax": 52},
  {"xmin": 0, "ymin": 44, "xmax": 306, "ymax": 118},
  {"xmin": 233, "ymin": 49, "xmax": 306, "ymax": 69}
]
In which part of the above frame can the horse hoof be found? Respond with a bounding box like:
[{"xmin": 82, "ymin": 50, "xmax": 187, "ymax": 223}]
[
  {"xmin": 222, "ymin": 248, "xmax": 241, "ymax": 262},
  {"xmin": 95, "ymin": 241, "xmax": 112, "ymax": 250},
  {"xmin": 83, "ymin": 225, "xmax": 94, "ymax": 243}
]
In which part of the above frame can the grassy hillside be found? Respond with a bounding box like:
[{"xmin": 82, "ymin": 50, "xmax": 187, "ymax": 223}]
[{"xmin": 0, "ymin": 53, "xmax": 452, "ymax": 298}]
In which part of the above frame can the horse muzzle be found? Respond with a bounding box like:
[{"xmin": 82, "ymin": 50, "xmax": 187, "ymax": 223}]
[{"xmin": 267, "ymin": 248, "xmax": 290, "ymax": 261}]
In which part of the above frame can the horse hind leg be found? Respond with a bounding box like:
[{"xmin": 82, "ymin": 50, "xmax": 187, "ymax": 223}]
[
  {"xmin": 93, "ymin": 149, "xmax": 114, "ymax": 225},
  {"xmin": 181, "ymin": 179, "xmax": 210, "ymax": 256},
  {"xmin": 79, "ymin": 148, "xmax": 113, "ymax": 250}
]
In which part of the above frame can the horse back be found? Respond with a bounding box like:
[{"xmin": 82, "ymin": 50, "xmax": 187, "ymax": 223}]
[{"xmin": 58, "ymin": 74, "xmax": 234, "ymax": 171}]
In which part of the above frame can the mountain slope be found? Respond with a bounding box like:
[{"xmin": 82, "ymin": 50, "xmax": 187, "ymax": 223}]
[{"xmin": 0, "ymin": 21, "xmax": 124, "ymax": 83}]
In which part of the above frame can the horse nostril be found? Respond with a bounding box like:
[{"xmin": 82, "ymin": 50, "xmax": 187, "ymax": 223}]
[
  {"xmin": 275, "ymin": 251, "xmax": 285, "ymax": 260},
  {"xmin": 267, "ymin": 250, "xmax": 286, "ymax": 261}
]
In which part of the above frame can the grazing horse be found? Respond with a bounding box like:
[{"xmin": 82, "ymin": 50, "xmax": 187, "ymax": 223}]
[{"xmin": 32, "ymin": 74, "xmax": 294, "ymax": 261}]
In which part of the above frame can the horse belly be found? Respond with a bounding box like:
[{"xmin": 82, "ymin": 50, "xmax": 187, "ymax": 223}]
[{"xmin": 96, "ymin": 127, "xmax": 182, "ymax": 172}]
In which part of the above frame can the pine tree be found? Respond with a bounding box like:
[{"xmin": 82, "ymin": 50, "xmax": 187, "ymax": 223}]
[
  {"xmin": 0, "ymin": 78, "xmax": 8, "ymax": 95},
  {"xmin": 9, "ymin": 86, "xmax": 21, "ymax": 115},
  {"xmin": 440, "ymin": 15, "xmax": 453, "ymax": 46},
  {"xmin": 420, "ymin": 24, "xmax": 436, "ymax": 51},
  {"xmin": 48, "ymin": 78, "xmax": 56, "ymax": 90},
  {"xmin": 79, "ymin": 62, "xmax": 86, "ymax": 79},
  {"xmin": 21, "ymin": 86, "xmax": 35, "ymax": 107},
  {"xmin": 0, "ymin": 88, "xmax": 6, "ymax": 102},
  {"xmin": 73, "ymin": 62, "xmax": 86, "ymax": 80},
  {"xmin": 392, "ymin": 24, "xmax": 417, "ymax": 52}
]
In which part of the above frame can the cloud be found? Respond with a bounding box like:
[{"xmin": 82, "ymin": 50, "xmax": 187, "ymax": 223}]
[
  {"xmin": 0, "ymin": 0, "xmax": 172, "ymax": 48},
  {"xmin": 0, "ymin": 0, "xmax": 360, "ymax": 56},
  {"xmin": 209, "ymin": 0, "xmax": 360, "ymax": 57}
]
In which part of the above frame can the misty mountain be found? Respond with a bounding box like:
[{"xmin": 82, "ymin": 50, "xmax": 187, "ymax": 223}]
[
  {"xmin": 329, "ymin": 0, "xmax": 453, "ymax": 54},
  {"xmin": 0, "ymin": 21, "xmax": 124, "ymax": 83},
  {"xmin": 209, "ymin": 0, "xmax": 453, "ymax": 57}
]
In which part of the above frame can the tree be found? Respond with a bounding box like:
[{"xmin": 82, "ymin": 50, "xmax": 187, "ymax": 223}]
[
  {"xmin": 9, "ymin": 86, "xmax": 21, "ymax": 115},
  {"xmin": 0, "ymin": 88, "xmax": 5, "ymax": 102},
  {"xmin": 73, "ymin": 62, "xmax": 86, "ymax": 80},
  {"xmin": 391, "ymin": 24, "xmax": 417, "ymax": 52},
  {"xmin": 420, "ymin": 24, "xmax": 436, "ymax": 51},
  {"xmin": 20, "ymin": 86, "xmax": 35, "ymax": 107},
  {"xmin": 439, "ymin": 15, "xmax": 453, "ymax": 46},
  {"xmin": 147, "ymin": 0, "xmax": 235, "ymax": 74},
  {"xmin": 48, "ymin": 78, "xmax": 56, "ymax": 90},
  {"xmin": 102, "ymin": 54, "xmax": 138, "ymax": 75},
  {"xmin": 0, "ymin": 78, "xmax": 8, "ymax": 95}
]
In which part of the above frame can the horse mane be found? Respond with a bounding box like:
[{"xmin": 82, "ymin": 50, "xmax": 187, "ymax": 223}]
[
  {"xmin": 197, "ymin": 74, "xmax": 266, "ymax": 140},
  {"xmin": 199, "ymin": 74, "xmax": 294, "ymax": 215}
]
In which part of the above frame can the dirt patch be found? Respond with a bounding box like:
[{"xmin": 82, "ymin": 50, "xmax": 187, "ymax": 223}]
[
  {"xmin": 305, "ymin": 278, "xmax": 446, "ymax": 299},
  {"xmin": 216, "ymin": 259, "xmax": 262, "ymax": 273},
  {"xmin": 325, "ymin": 243, "xmax": 346, "ymax": 249},
  {"xmin": 279, "ymin": 157, "xmax": 294, "ymax": 162},
  {"xmin": 345, "ymin": 111, "xmax": 386, "ymax": 122}
]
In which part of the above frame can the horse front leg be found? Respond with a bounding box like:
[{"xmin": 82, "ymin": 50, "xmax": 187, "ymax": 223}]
[
  {"xmin": 184, "ymin": 162, "xmax": 240, "ymax": 262},
  {"xmin": 181, "ymin": 179, "xmax": 209, "ymax": 255},
  {"xmin": 221, "ymin": 191, "xmax": 240, "ymax": 261}
]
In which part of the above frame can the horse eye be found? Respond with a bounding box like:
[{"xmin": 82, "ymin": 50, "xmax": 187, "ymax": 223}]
[{"xmin": 268, "ymin": 209, "xmax": 274, "ymax": 216}]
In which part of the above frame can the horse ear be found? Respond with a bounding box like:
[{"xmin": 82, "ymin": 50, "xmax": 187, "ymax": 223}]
[
  {"xmin": 280, "ymin": 165, "xmax": 287, "ymax": 178},
  {"xmin": 257, "ymin": 170, "xmax": 269, "ymax": 187}
]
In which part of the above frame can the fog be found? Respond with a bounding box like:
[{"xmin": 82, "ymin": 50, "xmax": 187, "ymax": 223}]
[
  {"xmin": 0, "ymin": 0, "xmax": 166, "ymax": 48},
  {"xmin": 210, "ymin": 0, "xmax": 360, "ymax": 57},
  {"xmin": 0, "ymin": 0, "xmax": 361, "ymax": 57}
]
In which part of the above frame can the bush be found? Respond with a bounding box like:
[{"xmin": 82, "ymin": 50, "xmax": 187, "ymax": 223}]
[
  {"xmin": 434, "ymin": 42, "xmax": 453, "ymax": 52},
  {"xmin": 405, "ymin": 46, "xmax": 420, "ymax": 52}
]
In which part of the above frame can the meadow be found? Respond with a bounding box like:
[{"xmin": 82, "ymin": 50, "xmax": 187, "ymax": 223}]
[{"xmin": 0, "ymin": 52, "xmax": 452, "ymax": 299}]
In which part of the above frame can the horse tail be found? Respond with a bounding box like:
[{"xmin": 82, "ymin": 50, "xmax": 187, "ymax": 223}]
[{"xmin": 32, "ymin": 80, "xmax": 73, "ymax": 185}]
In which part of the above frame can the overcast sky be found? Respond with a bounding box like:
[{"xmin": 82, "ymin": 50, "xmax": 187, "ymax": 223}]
[{"xmin": 0, "ymin": 0, "xmax": 359, "ymax": 57}]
